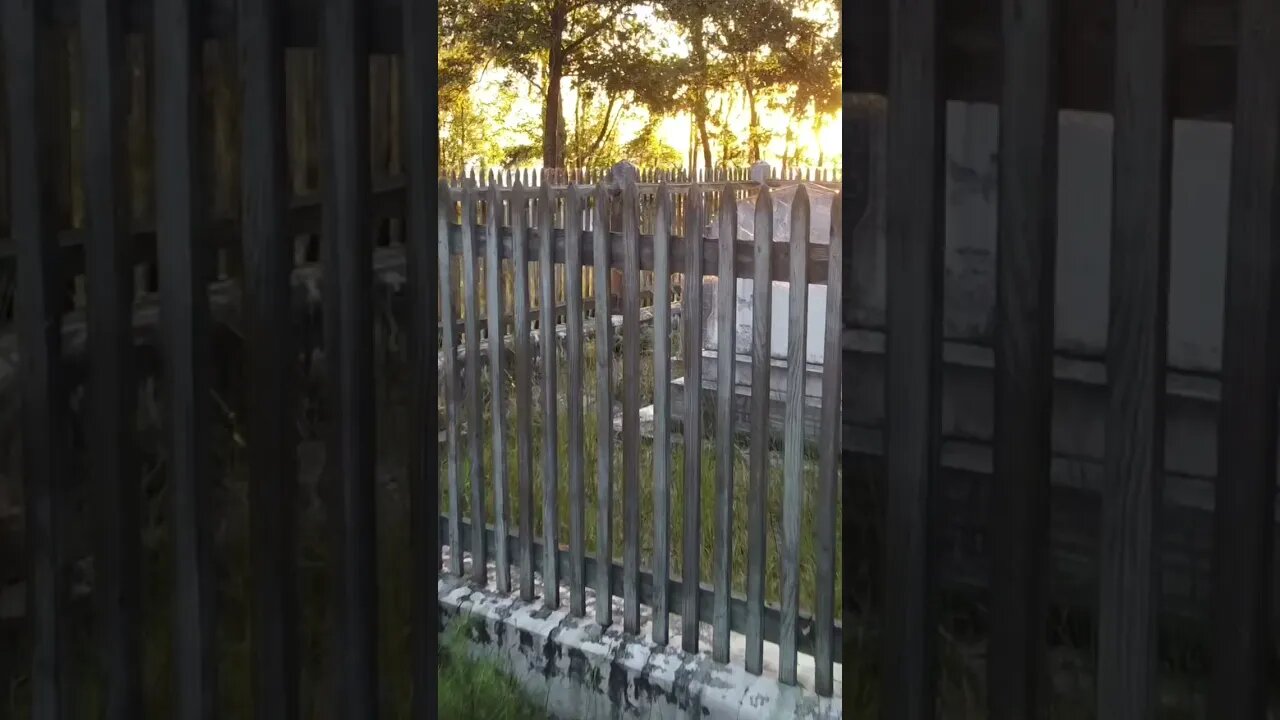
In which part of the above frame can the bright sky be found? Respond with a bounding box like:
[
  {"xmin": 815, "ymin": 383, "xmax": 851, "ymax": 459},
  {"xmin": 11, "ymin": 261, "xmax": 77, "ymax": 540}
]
[{"xmin": 466, "ymin": 0, "xmax": 841, "ymax": 168}]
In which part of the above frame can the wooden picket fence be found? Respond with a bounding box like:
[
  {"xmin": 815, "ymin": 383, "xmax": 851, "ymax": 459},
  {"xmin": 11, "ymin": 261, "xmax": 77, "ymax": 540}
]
[{"xmin": 436, "ymin": 176, "xmax": 844, "ymax": 695}]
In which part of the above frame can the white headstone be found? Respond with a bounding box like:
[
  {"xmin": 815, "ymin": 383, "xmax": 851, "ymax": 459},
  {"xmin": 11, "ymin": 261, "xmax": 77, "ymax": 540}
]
[{"xmin": 702, "ymin": 182, "xmax": 836, "ymax": 365}]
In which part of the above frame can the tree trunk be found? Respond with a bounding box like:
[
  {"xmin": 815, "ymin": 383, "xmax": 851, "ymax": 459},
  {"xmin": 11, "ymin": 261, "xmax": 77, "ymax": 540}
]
[
  {"xmin": 690, "ymin": 18, "xmax": 713, "ymax": 175},
  {"xmin": 745, "ymin": 72, "xmax": 760, "ymax": 162},
  {"xmin": 542, "ymin": 2, "xmax": 568, "ymax": 170}
]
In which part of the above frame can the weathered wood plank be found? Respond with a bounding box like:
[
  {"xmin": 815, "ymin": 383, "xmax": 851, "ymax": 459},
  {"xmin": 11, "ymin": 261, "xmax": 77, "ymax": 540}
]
[
  {"xmin": 540, "ymin": 183, "xmax": 561, "ymax": 610},
  {"xmin": 622, "ymin": 179, "xmax": 642, "ymax": 634},
  {"xmin": 461, "ymin": 182, "xmax": 486, "ymax": 585},
  {"xmin": 486, "ymin": 182, "xmax": 510, "ymax": 594},
  {"xmin": 512, "ymin": 182, "xmax": 535, "ymax": 602},
  {"xmin": 3, "ymin": 1, "xmax": 73, "ymax": 715},
  {"xmin": 779, "ymin": 186, "xmax": 809, "ymax": 685},
  {"xmin": 883, "ymin": 0, "xmax": 946, "ymax": 709},
  {"xmin": 1096, "ymin": 0, "xmax": 1172, "ymax": 716},
  {"xmin": 320, "ymin": 0, "xmax": 378, "ymax": 712},
  {"xmin": 238, "ymin": 0, "xmax": 299, "ymax": 715},
  {"xmin": 815, "ymin": 192, "xmax": 841, "ymax": 697},
  {"xmin": 593, "ymin": 182, "xmax": 614, "ymax": 626},
  {"xmin": 439, "ymin": 187, "xmax": 464, "ymax": 578},
  {"xmin": 80, "ymin": 0, "xmax": 142, "ymax": 715},
  {"xmin": 651, "ymin": 183, "xmax": 673, "ymax": 645},
  {"xmin": 154, "ymin": 0, "xmax": 218, "ymax": 714},
  {"xmin": 988, "ymin": 0, "xmax": 1060, "ymax": 716},
  {"xmin": 712, "ymin": 186, "xmax": 737, "ymax": 662},
  {"xmin": 402, "ymin": 0, "xmax": 438, "ymax": 711},
  {"xmin": 565, "ymin": 185, "xmax": 587, "ymax": 618},
  {"xmin": 1211, "ymin": 0, "xmax": 1280, "ymax": 714},
  {"xmin": 745, "ymin": 185, "xmax": 773, "ymax": 675},
  {"xmin": 681, "ymin": 186, "xmax": 705, "ymax": 654}
]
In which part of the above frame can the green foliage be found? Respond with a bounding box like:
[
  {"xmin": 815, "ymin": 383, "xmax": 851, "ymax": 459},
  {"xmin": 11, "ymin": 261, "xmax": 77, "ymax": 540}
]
[{"xmin": 623, "ymin": 119, "xmax": 684, "ymax": 168}]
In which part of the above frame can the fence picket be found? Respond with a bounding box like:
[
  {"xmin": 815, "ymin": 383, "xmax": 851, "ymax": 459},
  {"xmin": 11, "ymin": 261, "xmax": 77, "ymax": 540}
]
[
  {"xmin": 1096, "ymin": 0, "xmax": 1170, "ymax": 716},
  {"xmin": 621, "ymin": 177, "xmax": 643, "ymax": 633},
  {"xmin": 154, "ymin": 0, "xmax": 219, "ymax": 714},
  {"xmin": 540, "ymin": 183, "xmax": 561, "ymax": 609},
  {"xmin": 681, "ymin": 185, "xmax": 705, "ymax": 653},
  {"xmin": 814, "ymin": 192, "xmax": 842, "ymax": 697},
  {"xmin": 81, "ymin": 0, "xmax": 143, "ymax": 714},
  {"xmin": 651, "ymin": 183, "xmax": 674, "ymax": 645},
  {"xmin": 989, "ymin": 0, "xmax": 1059, "ymax": 715},
  {"xmin": 512, "ymin": 181, "xmax": 536, "ymax": 600},
  {"xmin": 440, "ymin": 185, "xmax": 464, "ymax": 577},
  {"xmin": 779, "ymin": 185, "xmax": 809, "ymax": 685},
  {"xmin": 238, "ymin": 0, "xmax": 299, "ymax": 714},
  {"xmin": 3, "ymin": 0, "xmax": 73, "ymax": 714},
  {"xmin": 745, "ymin": 184, "xmax": 773, "ymax": 674},
  {"xmin": 486, "ymin": 181, "xmax": 511, "ymax": 593},
  {"xmin": 884, "ymin": 0, "xmax": 945, "ymax": 709},
  {"xmin": 593, "ymin": 181, "xmax": 615, "ymax": 625},
  {"xmin": 712, "ymin": 185, "xmax": 737, "ymax": 662},
  {"xmin": 565, "ymin": 184, "xmax": 588, "ymax": 617},
  {"xmin": 461, "ymin": 182, "xmax": 487, "ymax": 584},
  {"xmin": 1212, "ymin": 0, "xmax": 1280, "ymax": 714},
  {"xmin": 320, "ymin": 0, "xmax": 378, "ymax": 711}
]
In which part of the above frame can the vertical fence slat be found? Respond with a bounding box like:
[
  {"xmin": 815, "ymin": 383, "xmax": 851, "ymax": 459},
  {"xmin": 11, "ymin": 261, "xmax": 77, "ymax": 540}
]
[
  {"xmin": 681, "ymin": 185, "xmax": 705, "ymax": 653},
  {"xmin": 1212, "ymin": 0, "xmax": 1280, "ymax": 714},
  {"xmin": 439, "ymin": 184, "xmax": 464, "ymax": 577},
  {"xmin": 321, "ymin": 0, "xmax": 378, "ymax": 712},
  {"xmin": 540, "ymin": 183, "xmax": 561, "ymax": 609},
  {"xmin": 81, "ymin": 0, "xmax": 142, "ymax": 714},
  {"xmin": 884, "ymin": 0, "xmax": 945, "ymax": 709},
  {"xmin": 779, "ymin": 186, "xmax": 809, "ymax": 685},
  {"xmin": 565, "ymin": 185, "xmax": 587, "ymax": 617},
  {"xmin": 593, "ymin": 182, "xmax": 614, "ymax": 625},
  {"xmin": 712, "ymin": 184, "xmax": 737, "ymax": 661},
  {"xmin": 461, "ymin": 182, "xmax": 487, "ymax": 584},
  {"xmin": 746, "ymin": 186, "xmax": 773, "ymax": 674},
  {"xmin": 486, "ymin": 181, "xmax": 511, "ymax": 593},
  {"xmin": 404, "ymin": 7, "xmax": 439, "ymax": 716},
  {"xmin": 3, "ymin": 1, "xmax": 72, "ymax": 715},
  {"xmin": 989, "ymin": 0, "xmax": 1060, "ymax": 715},
  {"xmin": 155, "ymin": 0, "xmax": 218, "ymax": 715},
  {"xmin": 238, "ymin": 0, "xmax": 299, "ymax": 715},
  {"xmin": 814, "ymin": 193, "xmax": 843, "ymax": 697},
  {"xmin": 621, "ymin": 178, "xmax": 642, "ymax": 634},
  {"xmin": 651, "ymin": 183, "xmax": 674, "ymax": 645},
  {"xmin": 513, "ymin": 181, "xmax": 535, "ymax": 601},
  {"xmin": 1097, "ymin": 0, "xmax": 1171, "ymax": 715}
]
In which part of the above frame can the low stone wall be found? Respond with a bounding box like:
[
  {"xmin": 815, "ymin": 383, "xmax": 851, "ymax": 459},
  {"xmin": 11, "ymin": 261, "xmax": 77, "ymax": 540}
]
[{"xmin": 439, "ymin": 576, "xmax": 841, "ymax": 720}]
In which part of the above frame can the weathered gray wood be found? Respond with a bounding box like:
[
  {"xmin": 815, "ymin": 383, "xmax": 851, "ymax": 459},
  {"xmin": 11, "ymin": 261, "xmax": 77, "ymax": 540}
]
[
  {"xmin": 651, "ymin": 184, "xmax": 673, "ymax": 645},
  {"xmin": 682, "ymin": 186, "xmax": 705, "ymax": 654},
  {"xmin": 621, "ymin": 179, "xmax": 642, "ymax": 634},
  {"xmin": 712, "ymin": 186, "xmax": 737, "ymax": 662},
  {"xmin": 81, "ymin": 0, "xmax": 143, "ymax": 714},
  {"xmin": 1097, "ymin": 0, "xmax": 1170, "ymax": 716},
  {"xmin": 814, "ymin": 192, "xmax": 842, "ymax": 697},
  {"xmin": 883, "ymin": 0, "xmax": 945, "ymax": 711},
  {"xmin": 746, "ymin": 186, "xmax": 774, "ymax": 675},
  {"xmin": 779, "ymin": 186, "xmax": 810, "ymax": 685},
  {"xmin": 1211, "ymin": 0, "xmax": 1280, "ymax": 714},
  {"xmin": 512, "ymin": 181, "xmax": 535, "ymax": 601},
  {"xmin": 433, "ymin": 219, "xmax": 834, "ymax": 285},
  {"xmin": 539, "ymin": 183, "xmax": 560, "ymax": 609},
  {"xmin": 989, "ymin": 0, "xmax": 1060, "ymax": 716},
  {"xmin": 593, "ymin": 182, "xmax": 614, "ymax": 626},
  {"xmin": 3, "ymin": 1, "xmax": 73, "ymax": 715},
  {"xmin": 461, "ymin": 182, "xmax": 486, "ymax": 584},
  {"xmin": 486, "ymin": 181, "xmax": 510, "ymax": 594},
  {"xmin": 439, "ymin": 186, "xmax": 463, "ymax": 578},
  {"xmin": 565, "ymin": 185, "xmax": 587, "ymax": 617}
]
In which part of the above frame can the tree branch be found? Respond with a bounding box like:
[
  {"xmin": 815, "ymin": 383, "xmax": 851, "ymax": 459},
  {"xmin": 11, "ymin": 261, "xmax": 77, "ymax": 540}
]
[{"xmin": 562, "ymin": 7, "xmax": 623, "ymax": 56}]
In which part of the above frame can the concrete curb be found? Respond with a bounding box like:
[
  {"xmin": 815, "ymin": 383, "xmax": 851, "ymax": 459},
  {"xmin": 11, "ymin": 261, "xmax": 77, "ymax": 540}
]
[{"xmin": 440, "ymin": 577, "xmax": 842, "ymax": 720}]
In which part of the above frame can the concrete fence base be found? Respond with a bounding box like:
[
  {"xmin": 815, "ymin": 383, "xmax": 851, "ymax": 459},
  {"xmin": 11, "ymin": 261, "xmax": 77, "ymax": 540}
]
[{"xmin": 439, "ymin": 577, "xmax": 842, "ymax": 720}]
